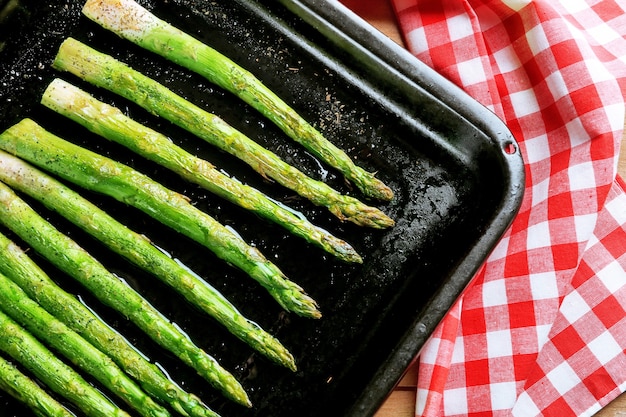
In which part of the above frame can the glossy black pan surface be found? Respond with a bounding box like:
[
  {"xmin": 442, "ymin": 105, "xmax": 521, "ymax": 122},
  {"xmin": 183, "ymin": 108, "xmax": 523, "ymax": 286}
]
[{"xmin": 0, "ymin": 0, "xmax": 524, "ymax": 416}]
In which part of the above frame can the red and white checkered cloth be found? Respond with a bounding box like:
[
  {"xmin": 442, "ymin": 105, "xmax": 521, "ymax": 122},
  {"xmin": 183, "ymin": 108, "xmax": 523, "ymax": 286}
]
[{"xmin": 345, "ymin": 0, "xmax": 626, "ymax": 415}]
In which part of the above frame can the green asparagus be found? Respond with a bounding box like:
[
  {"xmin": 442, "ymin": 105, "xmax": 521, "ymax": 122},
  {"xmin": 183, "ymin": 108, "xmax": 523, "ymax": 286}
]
[
  {"xmin": 0, "ymin": 118, "xmax": 320, "ymax": 320},
  {"xmin": 0, "ymin": 354, "xmax": 75, "ymax": 417},
  {"xmin": 41, "ymin": 78, "xmax": 362, "ymax": 264},
  {"xmin": 0, "ymin": 270, "xmax": 171, "ymax": 417},
  {"xmin": 0, "ymin": 307, "xmax": 131, "ymax": 417},
  {"xmin": 0, "ymin": 232, "xmax": 220, "ymax": 417},
  {"xmin": 0, "ymin": 146, "xmax": 296, "ymax": 371},
  {"xmin": 0, "ymin": 176, "xmax": 250, "ymax": 407},
  {"xmin": 52, "ymin": 38, "xmax": 395, "ymax": 229},
  {"xmin": 81, "ymin": 0, "xmax": 394, "ymax": 202}
]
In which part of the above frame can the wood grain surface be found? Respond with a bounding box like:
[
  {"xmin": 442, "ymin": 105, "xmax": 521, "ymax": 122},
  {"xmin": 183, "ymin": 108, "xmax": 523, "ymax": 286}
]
[{"xmin": 335, "ymin": 0, "xmax": 626, "ymax": 416}]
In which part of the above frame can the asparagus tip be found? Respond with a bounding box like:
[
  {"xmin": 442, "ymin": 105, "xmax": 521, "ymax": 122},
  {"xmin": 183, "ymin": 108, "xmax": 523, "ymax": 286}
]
[
  {"xmin": 330, "ymin": 202, "xmax": 395, "ymax": 229},
  {"xmin": 351, "ymin": 169, "xmax": 394, "ymax": 202},
  {"xmin": 298, "ymin": 300, "xmax": 322, "ymax": 320},
  {"xmin": 373, "ymin": 182, "xmax": 394, "ymax": 202},
  {"xmin": 222, "ymin": 380, "xmax": 251, "ymax": 408},
  {"xmin": 289, "ymin": 284, "xmax": 321, "ymax": 319},
  {"xmin": 285, "ymin": 290, "xmax": 321, "ymax": 319},
  {"xmin": 363, "ymin": 177, "xmax": 394, "ymax": 202}
]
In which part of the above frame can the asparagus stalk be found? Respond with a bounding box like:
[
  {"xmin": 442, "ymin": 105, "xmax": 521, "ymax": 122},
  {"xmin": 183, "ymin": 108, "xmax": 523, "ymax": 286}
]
[
  {"xmin": 0, "ymin": 355, "xmax": 75, "ymax": 417},
  {"xmin": 0, "ymin": 147, "xmax": 296, "ymax": 371},
  {"xmin": 0, "ymin": 307, "xmax": 132, "ymax": 417},
  {"xmin": 0, "ymin": 118, "xmax": 320, "ymax": 320},
  {"xmin": 0, "ymin": 232, "xmax": 220, "ymax": 417},
  {"xmin": 42, "ymin": 78, "xmax": 362, "ymax": 264},
  {"xmin": 81, "ymin": 0, "xmax": 394, "ymax": 202},
  {"xmin": 0, "ymin": 177, "xmax": 250, "ymax": 407},
  {"xmin": 0, "ymin": 271, "xmax": 171, "ymax": 417},
  {"xmin": 52, "ymin": 38, "xmax": 395, "ymax": 229}
]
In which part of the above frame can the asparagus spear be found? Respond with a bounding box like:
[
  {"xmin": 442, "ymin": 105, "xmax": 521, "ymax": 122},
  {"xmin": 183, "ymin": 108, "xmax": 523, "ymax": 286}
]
[
  {"xmin": 81, "ymin": 0, "xmax": 394, "ymax": 202},
  {"xmin": 0, "ymin": 177, "xmax": 250, "ymax": 407},
  {"xmin": 0, "ymin": 270, "xmax": 171, "ymax": 417},
  {"xmin": 0, "ymin": 354, "xmax": 75, "ymax": 417},
  {"xmin": 0, "ymin": 118, "xmax": 320, "ymax": 320},
  {"xmin": 0, "ymin": 233, "xmax": 220, "ymax": 417},
  {"xmin": 52, "ymin": 38, "xmax": 395, "ymax": 229},
  {"xmin": 42, "ymin": 78, "xmax": 362, "ymax": 264},
  {"xmin": 0, "ymin": 147, "xmax": 296, "ymax": 371},
  {"xmin": 0, "ymin": 307, "xmax": 132, "ymax": 417}
]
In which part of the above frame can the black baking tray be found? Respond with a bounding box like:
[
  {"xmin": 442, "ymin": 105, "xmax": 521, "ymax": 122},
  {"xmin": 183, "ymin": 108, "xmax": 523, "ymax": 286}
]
[{"xmin": 0, "ymin": 0, "xmax": 525, "ymax": 416}]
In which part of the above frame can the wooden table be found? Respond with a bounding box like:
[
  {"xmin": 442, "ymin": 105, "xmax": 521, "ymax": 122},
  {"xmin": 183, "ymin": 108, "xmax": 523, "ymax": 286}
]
[{"xmin": 335, "ymin": 1, "xmax": 626, "ymax": 416}]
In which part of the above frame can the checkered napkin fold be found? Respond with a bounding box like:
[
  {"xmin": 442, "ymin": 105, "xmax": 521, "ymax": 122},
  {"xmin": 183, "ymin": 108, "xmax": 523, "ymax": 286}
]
[{"xmin": 389, "ymin": 0, "xmax": 626, "ymax": 416}]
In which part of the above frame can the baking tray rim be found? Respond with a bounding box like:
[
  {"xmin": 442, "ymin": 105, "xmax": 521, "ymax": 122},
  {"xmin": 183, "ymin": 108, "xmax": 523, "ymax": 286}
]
[
  {"xmin": 281, "ymin": 1, "xmax": 526, "ymax": 414},
  {"xmin": 0, "ymin": 0, "xmax": 526, "ymax": 415}
]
